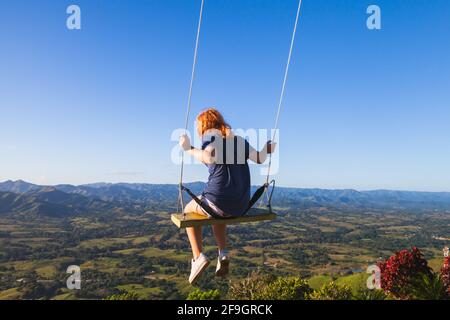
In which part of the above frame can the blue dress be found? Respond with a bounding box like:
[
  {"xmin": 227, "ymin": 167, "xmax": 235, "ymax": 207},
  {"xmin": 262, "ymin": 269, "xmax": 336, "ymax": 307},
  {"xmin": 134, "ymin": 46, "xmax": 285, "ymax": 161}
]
[{"xmin": 201, "ymin": 135, "xmax": 251, "ymax": 217}]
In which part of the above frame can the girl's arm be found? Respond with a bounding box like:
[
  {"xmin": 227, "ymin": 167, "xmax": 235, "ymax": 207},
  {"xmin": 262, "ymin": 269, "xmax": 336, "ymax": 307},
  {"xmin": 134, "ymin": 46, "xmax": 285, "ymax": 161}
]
[
  {"xmin": 179, "ymin": 134, "xmax": 215, "ymax": 164},
  {"xmin": 187, "ymin": 146, "xmax": 215, "ymax": 164},
  {"xmin": 248, "ymin": 141, "xmax": 276, "ymax": 164}
]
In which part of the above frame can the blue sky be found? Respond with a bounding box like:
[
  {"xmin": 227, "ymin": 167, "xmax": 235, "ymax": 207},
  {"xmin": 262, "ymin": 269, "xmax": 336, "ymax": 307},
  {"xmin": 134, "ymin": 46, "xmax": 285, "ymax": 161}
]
[{"xmin": 1, "ymin": 0, "xmax": 449, "ymax": 191}]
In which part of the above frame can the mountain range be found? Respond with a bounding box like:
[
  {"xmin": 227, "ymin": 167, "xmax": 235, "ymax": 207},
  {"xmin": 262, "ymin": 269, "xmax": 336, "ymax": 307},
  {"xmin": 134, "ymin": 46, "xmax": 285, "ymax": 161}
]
[{"xmin": 1, "ymin": 180, "xmax": 450, "ymax": 217}]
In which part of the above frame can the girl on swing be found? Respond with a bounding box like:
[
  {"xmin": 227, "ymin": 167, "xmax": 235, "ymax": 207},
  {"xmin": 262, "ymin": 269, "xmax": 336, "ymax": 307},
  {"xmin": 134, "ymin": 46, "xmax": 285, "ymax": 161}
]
[{"xmin": 179, "ymin": 108, "xmax": 275, "ymax": 284}]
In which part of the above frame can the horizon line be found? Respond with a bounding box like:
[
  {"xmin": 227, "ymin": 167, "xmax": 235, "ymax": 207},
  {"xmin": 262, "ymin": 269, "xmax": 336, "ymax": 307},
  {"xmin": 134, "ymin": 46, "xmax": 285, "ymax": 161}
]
[{"xmin": 1, "ymin": 179, "xmax": 450, "ymax": 194}]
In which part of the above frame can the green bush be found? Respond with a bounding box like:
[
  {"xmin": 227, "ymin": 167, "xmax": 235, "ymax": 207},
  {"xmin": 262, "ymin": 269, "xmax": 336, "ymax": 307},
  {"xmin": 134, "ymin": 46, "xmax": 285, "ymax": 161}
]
[
  {"xmin": 104, "ymin": 291, "xmax": 140, "ymax": 300},
  {"xmin": 309, "ymin": 282, "xmax": 352, "ymax": 300},
  {"xmin": 408, "ymin": 273, "xmax": 449, "ymax": 300},
  {"xmin": 228, "ymin": 271, "xmax": 311, "ymax": 300},
  {"xmin": 187, "ymin": 289, "xmax": 221, "ymax": 300},
  {"xmin": 228, "ymin": 271, "xmax": 276, "ymax": 300},
  {"xmin": 354, "ymin": 288, "xmax": 387, "ymax": 300},
  {"xmin": 257, "ymin": 277, "xmax": 312, "ymax": 300}
]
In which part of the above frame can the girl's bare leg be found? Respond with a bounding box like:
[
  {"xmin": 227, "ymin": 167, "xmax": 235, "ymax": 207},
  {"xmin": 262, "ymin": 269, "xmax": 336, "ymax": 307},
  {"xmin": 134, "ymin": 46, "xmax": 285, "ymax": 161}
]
[
  {"xmin": 184, "ymin": 197, "xmax": 207, "ymax": 260},
  {"xmin": 212, "ymin": 224, "xmax": 227, "ymax": 251},
  {"xmin": 186, "ymin": 226, "xmax": 202, "ymax": 260}
]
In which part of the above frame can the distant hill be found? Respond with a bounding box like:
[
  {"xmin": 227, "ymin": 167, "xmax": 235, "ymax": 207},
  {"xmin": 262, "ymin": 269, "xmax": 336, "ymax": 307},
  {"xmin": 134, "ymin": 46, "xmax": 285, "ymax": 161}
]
[
  {"xmin": 271, "ymin": 187, "xmax": 450, "ymax": 211},
  {"xmin": 0, "ymin": 191, "xmax": 74, "ymax": 217},
  {"xmin": 0, "ymin": 180, "xmax": 41, "ymax": 193},
  {"xmin": 1, "ymin": 180, "xmax": 450, "ymax": 217},
  {"xmin": 0, "ymin": 183, "xmax": 141, "ymax": 217}
]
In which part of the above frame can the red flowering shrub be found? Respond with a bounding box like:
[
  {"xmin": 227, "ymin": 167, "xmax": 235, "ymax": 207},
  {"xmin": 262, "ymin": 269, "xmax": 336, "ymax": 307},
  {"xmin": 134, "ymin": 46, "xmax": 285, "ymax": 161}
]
[
  {"xmin": 441, "ymin": 256, "xmax": 450, "ymax": 296},
  {"xmin": 377, "ymin": 247, "xmax": 432, "ymax": 299}
]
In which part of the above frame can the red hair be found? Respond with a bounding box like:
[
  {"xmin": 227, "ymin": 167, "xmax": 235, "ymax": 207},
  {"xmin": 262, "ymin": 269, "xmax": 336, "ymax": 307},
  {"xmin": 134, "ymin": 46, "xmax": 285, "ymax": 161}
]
[{"xmin": 196, "ymin": 108, "xmax": 230, "ymax": 137}]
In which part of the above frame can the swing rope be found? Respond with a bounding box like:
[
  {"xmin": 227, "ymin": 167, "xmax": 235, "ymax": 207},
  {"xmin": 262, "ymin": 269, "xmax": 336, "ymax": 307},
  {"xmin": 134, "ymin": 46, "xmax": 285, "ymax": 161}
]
[
  {"xmin": 179, "ymin": 0, "xmax": 205, "ymax": 218},
  {"xmin": 261, "ymin": 0, "xmax": 303, "ymax": 207},
  {"xmin": 265, "ymin": 0, "xmax": 303, "ymax": 186}
]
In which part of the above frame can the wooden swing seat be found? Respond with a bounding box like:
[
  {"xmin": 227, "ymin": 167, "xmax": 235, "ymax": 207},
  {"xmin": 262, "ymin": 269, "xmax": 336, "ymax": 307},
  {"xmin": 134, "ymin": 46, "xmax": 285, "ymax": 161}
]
[{"xmin": 171, "ymin": 208, "xmax": 276, "ymax": 228}]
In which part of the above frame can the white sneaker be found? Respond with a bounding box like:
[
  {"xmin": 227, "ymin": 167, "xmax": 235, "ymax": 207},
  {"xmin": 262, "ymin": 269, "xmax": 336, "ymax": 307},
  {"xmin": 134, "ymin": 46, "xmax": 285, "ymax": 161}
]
[
  {"xmin": 215, "ymin": 255, "xmax": 230, "ymax": 278},
  {"xmin": 189, "ymin": 253, "xmax": 210, "ymax": 284}
]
